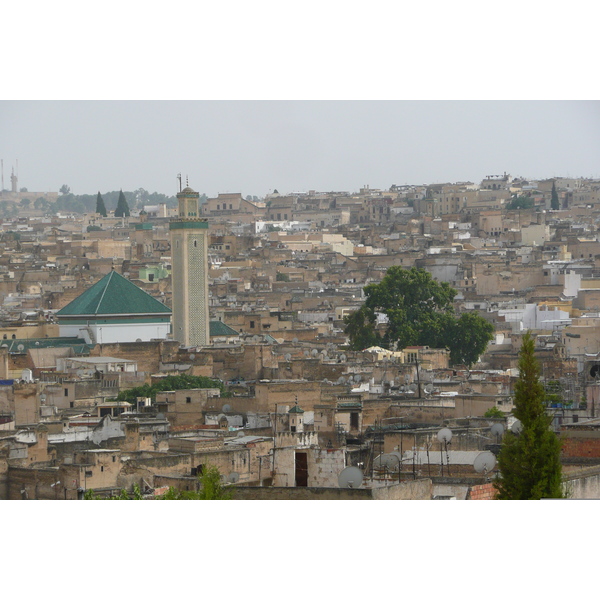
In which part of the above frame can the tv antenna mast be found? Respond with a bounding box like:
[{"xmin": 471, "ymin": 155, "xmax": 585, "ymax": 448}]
[{"xmin": 437, "ymin": 428, "xmax": 453, "ymax": 476}]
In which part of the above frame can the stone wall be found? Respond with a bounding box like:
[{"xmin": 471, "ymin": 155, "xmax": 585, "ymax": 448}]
[{"xmin": 231, "ymin": 479, "xmax": 432, "ymax": 500}]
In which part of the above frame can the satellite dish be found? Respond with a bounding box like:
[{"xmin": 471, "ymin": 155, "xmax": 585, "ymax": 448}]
[
  {"xmin": 425, "ymin": 383, "xmax": 434, "ymax": 393},
  {"xmin": 189, "ymin": 354, "xmax": 195, "ymax": 360},
  {"xmin": 228, "ymin": 472, "xmax": 240, "ymax": 484},
  {"xmin": 304, "ymin": 350, "xmax": 310, "ymax": 357},
  {"xmin": 292, "ymin": 337, "xmax": 299, "ymax": 344},
  {"xmin": 511, "ymin": 420, "xmax": 523, "ymax": 434},
  {"xmin": 17, "ymin": 344, "xmax": 25, "ymax": 352},
  {"xmin": 217, "ymin": 413, "xmax": 226, "ymax": 421},
  {"xmin": 375, "ymin": 453, "xmax": 401, "ymax": 470},
  {"xmin": 338, "ymin": 466, "xmax": 364, "ymax": 489},
  {"xmin": 222, "ymin": 404, "xmax": 231, "ymax": 413},
  {"xmin": 337, "ymin": 376, "xmax": 346, "ymax": 384},
  {"xmin": 354, "ymin": 374, "xmax": 361, "ymax": 382},
  {"xmin": 437, "ymin": 428, "xmax": 453, "ymax": 443},
  {"xmin": 285, "ymin": 353, "xmax": 292, "ymax": 361},
  {"xmin": 340, "ymin": 354, "xmax": 347, "ymax": 362},
  {"xmin": 490, "ymin": 423, "xmax": 504, "ymax": 438},
  {"xmin": 311, "ymin": 349, "xmax": 319, "ymax": 357},
  {"xmin": 408, "ymin": 383, "xmax": 418, "ymax": 392},
  {"xmin": 473, "ymin": 451, "xmax": 497, "ymax": 473}
]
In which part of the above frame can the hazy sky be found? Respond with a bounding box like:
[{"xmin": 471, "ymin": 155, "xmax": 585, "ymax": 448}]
[{"xmin": 1, "ymin": 101, "xmax": 598, "ymax": 198}]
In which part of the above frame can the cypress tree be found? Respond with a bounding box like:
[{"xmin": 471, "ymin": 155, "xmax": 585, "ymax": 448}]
[
  {"xmin": 114, "ymin": 190, "xmax": 130, "ymax": 217},
  {"xmin": 551, "ymin": 181, "xmax": 559, "ymax": 210},
  {"xmin": 494, "ymin": 332, "xmax": 564, "ymax": 499},
  {"xmin": 96, "ymin": 191, "xmax": 107, "ymax": 217}
]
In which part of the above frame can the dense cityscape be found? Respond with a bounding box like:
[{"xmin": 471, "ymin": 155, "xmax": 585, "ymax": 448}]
[{"xmin": 1, "ymin": 171, "xmax": 600, "ymax": 500}]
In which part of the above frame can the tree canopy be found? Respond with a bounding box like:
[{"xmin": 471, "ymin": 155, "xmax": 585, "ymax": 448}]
[
  {"xmin": 344, "ymin": 266, "xmax": 494, "ymax": 367},
  {"xmin": 110, "ymin": 373, "xmax": 228, "ymax": 405},
  {"xmin": 96, "ymin": 191, "xmax": 107, "ymax": 217},
  {"xmin": 114, "ymin": 190, "xmax": 130, "ymax": 217},
  {"xmin": 507, "ymin": 195, "xmax": 534, "ymax": 210},
  {"xmin": 84, "ymin": 466, "xmax": 234, "ymax": 500},
  {"xmin": 551, "ymin": 181, "xmax": 560, "ymax": 210},
  {"xmin": 494, "ymin": 332, "xmax": 564, "ymax": 499}
]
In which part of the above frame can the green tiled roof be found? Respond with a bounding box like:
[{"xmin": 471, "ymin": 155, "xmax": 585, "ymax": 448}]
[
  {"xmin": 56, "ymin": 271, "xmax": 171, "ymax": 317},
  {"xmin": 209, "ymin": 321, "xmax": 240, "ymax": 337},
  {"xmin": 2, "ymin": 337, "xmax": 93, "ymax": 354},
  {"xmin": 289, "ymin": 404, "xmax": 304, "ymax": 413}
]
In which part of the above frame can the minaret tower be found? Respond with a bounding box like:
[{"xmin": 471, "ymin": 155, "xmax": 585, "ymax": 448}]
[{"xmin": 169, "ymin": 179, "xmax": 210, "ymax": 347}]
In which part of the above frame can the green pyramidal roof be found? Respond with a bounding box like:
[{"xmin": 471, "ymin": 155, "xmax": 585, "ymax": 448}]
[{"xmin": 56, "ymin": 271, "xmax": 171, "ymax": 317}]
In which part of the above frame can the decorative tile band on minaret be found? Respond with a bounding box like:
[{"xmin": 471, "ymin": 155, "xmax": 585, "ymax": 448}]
[{"xmin": 169, "ymin": 184, "xmax": 210, "ymax": 347}]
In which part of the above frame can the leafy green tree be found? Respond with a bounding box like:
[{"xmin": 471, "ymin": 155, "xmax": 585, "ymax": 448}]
[
  {"xmin": 111, "ymin": 374, "xmax": 228, "ymax": 405},
  {"xmin": 344, "ymin": 267, "xmax": 493, "ymax": 366},
  {"xmin": 506, "ymin": 195, "xmax": 534, "ymax": 210},
  {"xmin": 551, "ymin": 181, "xmax": 559, "ymax": 210},
  {"xmin": 276, "ymin": 272, "xmax": 290, "ymax": 282},
  {"xmin": 96, "ymin": 192, "xmax": 107, "ymax": 217},
  {"xmin": 85, "ymin": 483, "xmax": 144, "ymax": 500},
  {"xmin": 114, "ymin": 190, "xmax": 130, "ymax": 217},
  {"xmin": 86, "ymin": 467, "xmax": 235, "ymax": 500},
  {"xmin": 196, "ymin": 465, "xmax": 234, "ymax": 500},
  {"xmin": 449, "ymin": 312, "xmax": 495, "ymax": 367},
  {"xmin": 484, "ymin": 406, "xmax": 505, "ymax": 419},
  {"xmin": 494, "ymin": 332, "xmax": 564, "ymax": 499},
  {"xmin": 34, "ymin": 197, "xmax": 49, "ymax": 211},
  {"xmin": 19, "ymin": 197, "xmax": 31, "ymax": 208},
  {"xmin": 59, "ymin": 184, "xmax": 70, "ymax": 195}
]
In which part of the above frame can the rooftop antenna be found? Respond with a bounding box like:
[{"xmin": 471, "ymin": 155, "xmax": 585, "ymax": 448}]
[
  {"xmin": 1, "ymin": 159, "xmax": 4, "ymax": 192},
  {"xmin": 437, "ymin": 427, "xmax": 453, "ymax": 476},
  {"xmin": 338, "ymin": 466, "xmax": 364, "ymax": 489}
]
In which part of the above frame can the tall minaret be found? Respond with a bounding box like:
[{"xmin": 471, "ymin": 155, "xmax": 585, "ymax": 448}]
[{"xmin": 169, "ymin": 182, "xmax": 210, "ymax": 347}]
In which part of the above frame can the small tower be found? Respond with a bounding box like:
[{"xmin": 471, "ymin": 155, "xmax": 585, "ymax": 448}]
[
  {"xmin": 288, "ymin": 401, "xmax": 304, "ymax": 433},
  {"xmin": 169, "ymin": 183, "xmax": 210, "ymax": 347}
]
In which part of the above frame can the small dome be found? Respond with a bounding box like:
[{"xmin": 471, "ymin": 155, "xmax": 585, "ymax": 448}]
[{"xmin": 179, "ymin": 186, "xmax": 197, "ymax": 194}]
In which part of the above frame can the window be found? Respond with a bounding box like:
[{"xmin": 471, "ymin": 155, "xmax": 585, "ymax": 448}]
[
  {"xmin": 64, "ymin": 388, "xmax": 69, "ymax": 397},
  {"xmin": 186, "ymin": 397, "xmax": 191, "ymax": 404},
  {"xmin": 250, "ymin": 320, "xmax": 255, "ymax": 329}
]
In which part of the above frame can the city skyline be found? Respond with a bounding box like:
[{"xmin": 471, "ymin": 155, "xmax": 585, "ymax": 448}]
[{"xmin": 1, "ymin": 101, "xmax": 599, "ymax": 199}]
